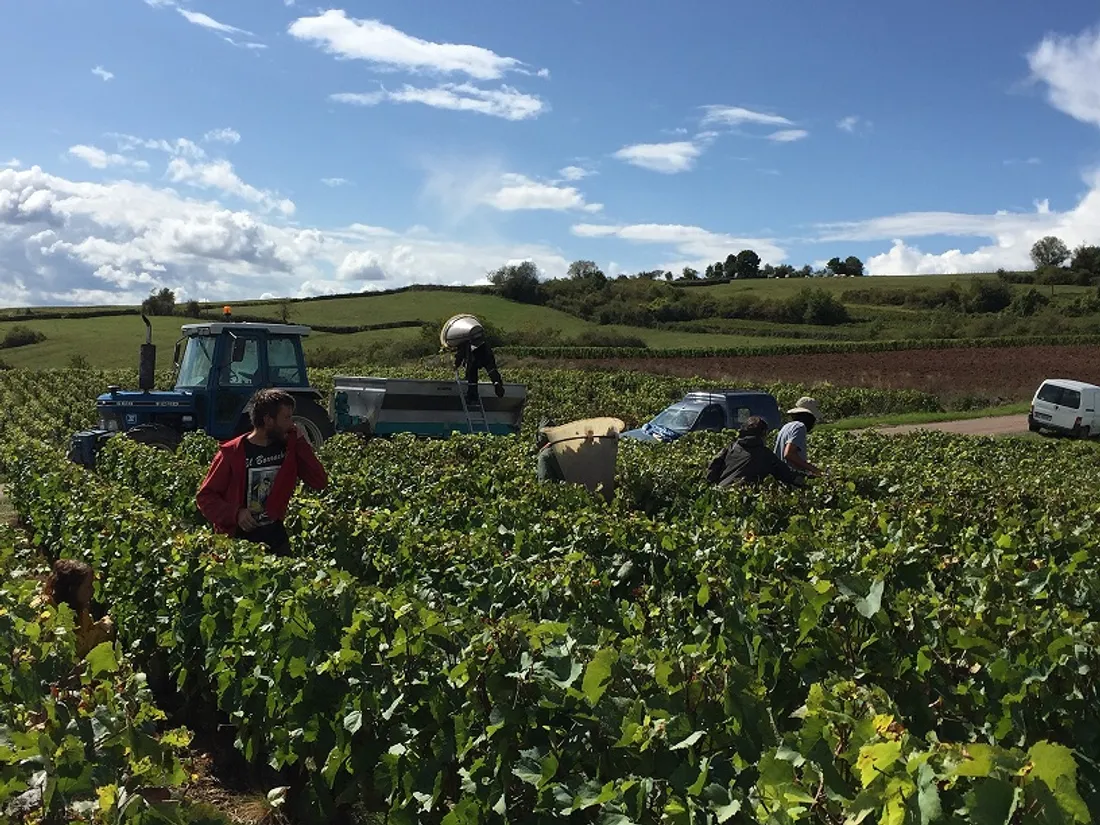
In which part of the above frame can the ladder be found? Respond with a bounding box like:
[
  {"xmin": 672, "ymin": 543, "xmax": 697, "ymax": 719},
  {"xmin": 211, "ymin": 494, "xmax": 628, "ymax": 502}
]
[{"xmin": 454, "ymin": 370, "xmax": 490, "ymax": 434}]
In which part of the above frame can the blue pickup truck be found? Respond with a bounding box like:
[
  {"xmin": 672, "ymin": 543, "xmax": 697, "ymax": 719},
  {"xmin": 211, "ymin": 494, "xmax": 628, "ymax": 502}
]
[{"xmin": 621, "ymin": 390, "xmax": 781, "ymax": 443}]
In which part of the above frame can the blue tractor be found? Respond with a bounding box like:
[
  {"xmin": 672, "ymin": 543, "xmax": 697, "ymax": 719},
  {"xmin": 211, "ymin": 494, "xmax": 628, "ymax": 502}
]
[{"xmin": 68, "ymin": 311, "xmax": 335, "ymax": 466}]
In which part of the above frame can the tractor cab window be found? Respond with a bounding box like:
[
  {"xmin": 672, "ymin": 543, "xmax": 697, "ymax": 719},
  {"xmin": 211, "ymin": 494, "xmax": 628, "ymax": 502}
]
[
  {"xmin": 219, "ymin": 337, "xmax": 260, "ymax": 387},
  {"xmin": 267, "ymin": 336, "xmax": 304, "ymax": 385},
  {"xmin": 177, "ymin": 337, "xmax": 216, "ymax": 388}
]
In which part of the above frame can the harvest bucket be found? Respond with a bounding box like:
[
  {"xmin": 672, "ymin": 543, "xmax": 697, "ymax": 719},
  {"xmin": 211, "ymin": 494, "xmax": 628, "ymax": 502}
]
[{"xmin": 539, "ymin": 417, "xmax": 624, "ymax": 501}]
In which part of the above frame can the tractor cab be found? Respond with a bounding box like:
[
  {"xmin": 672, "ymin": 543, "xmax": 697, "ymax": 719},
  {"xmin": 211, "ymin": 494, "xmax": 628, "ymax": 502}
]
[
  {"xmin": 167, "ymin": 321, "xmax": 316, "ymax": 440},
  {"xmin": 74, "ymin": 314, "xmax": 333, "ymax": 465}
]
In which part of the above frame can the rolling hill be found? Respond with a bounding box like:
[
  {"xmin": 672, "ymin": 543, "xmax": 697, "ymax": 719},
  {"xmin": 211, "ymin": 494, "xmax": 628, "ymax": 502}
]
[{"xmin": 0, "ymin": 273, "xmax": 1093, "ymax": 369}]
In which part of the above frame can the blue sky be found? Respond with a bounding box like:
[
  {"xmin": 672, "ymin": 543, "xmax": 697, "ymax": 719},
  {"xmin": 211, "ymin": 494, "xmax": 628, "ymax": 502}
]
[{"xmin": 2, "ymin": 0, "xmax": 1100, "ymax": 304}]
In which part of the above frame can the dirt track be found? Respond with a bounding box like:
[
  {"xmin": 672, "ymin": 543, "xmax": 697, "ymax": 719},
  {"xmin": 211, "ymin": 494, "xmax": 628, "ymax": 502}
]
[{"xmin": 867, "ymin": 415, "xmax": 1030, "ymax": 437}]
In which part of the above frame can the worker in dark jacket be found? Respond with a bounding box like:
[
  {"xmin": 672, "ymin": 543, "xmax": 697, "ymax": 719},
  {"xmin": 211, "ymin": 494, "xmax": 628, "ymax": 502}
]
[
  {"xmin": 197, "ymin": 389, "xmax": 328, "ymax": 555},
  {"xmin": 706, "ymin": 417, "xmax": 802, "ymax": 488},
  {"xmin": 454, "ymin": 328, "xmax": 505, "ymax": 403}
]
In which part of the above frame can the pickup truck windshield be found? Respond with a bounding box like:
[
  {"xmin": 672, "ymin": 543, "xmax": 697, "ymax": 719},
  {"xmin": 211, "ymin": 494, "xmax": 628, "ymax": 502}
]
[{"xmin": 651, "ymin": 403, "xmax": 705, "ymax": 433}]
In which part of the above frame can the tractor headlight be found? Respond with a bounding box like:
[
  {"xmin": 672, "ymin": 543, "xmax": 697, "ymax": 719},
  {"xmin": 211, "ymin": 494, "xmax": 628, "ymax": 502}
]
[{"xmin": 99, "ymin": 415, "xmax": 119, "ymax": 432}]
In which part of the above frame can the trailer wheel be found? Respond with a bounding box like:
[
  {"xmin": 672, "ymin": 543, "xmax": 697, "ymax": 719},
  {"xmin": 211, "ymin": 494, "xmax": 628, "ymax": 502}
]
[
  {"xmin": 125, "ymin": 424, "xmax": 182, "ymax": 452},
  {"xmin": 293, "ymin": 400, "xmax": 336, "ymax": 451}
]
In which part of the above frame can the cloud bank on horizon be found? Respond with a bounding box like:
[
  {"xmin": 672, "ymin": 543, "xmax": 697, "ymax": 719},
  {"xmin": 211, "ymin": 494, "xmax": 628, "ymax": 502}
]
[{"xmin": 1, "ymin": 2, "xmax": 1100, "ymax": 305}]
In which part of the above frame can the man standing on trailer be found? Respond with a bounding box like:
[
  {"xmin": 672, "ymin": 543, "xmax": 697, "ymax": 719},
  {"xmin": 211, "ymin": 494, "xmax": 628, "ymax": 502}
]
[
  {"xmin": 197, "ymin": 389, "xmax": 328, "ymax": 555},
  {"xmin": 454, "ymin": 327, "xmax": 506, "ymax": 403}
]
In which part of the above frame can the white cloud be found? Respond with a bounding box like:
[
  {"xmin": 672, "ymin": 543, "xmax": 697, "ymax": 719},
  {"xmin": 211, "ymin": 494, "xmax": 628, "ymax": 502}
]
[
  {"xmin": 1004, "ymin": 157, "xmax": 1042, "ymax": 166},
  {"xmin": 110, "ymin": 134, "xmax": 206, "ymax": 159},
  {"xmin": 559, "ymin": 165, "xmax": 592, "ymax": 181},
  {"xmin": 572, "ymin": 222, "xmax": 786, "ymax": 266},
  {"xmin": 289, "ymin": 10, "xmax": 525, "ymax": 80},
  {"xmin": 768, "ymin": 129, "xmax": 809, "ymax": 143},
  {"xmin": 1, "ymin": 159, "xmax": 20, "ymax": 169},
  {"xmin": 67, "ymin": 145, "xmax": 149, "ymax": 171},
  {"xmin": 167, "ymin": 158, "xmax": 294, "ymax": 215},
  {"xmin": 816, "ymin": 203, "xmax": 1054, "ymax": 243},
  {"xmin": 331, "ymin": 83, "xmax": 545, "ymax": 121},
  {"xmin": 1028, "ymin": 26, "xmax": 1100, "ymax": 128},
  {"xmin": 537, "ymin": 68, "xmax": 551, "ymax": 79},
  {"xmin": 177, "ymin": 8, "xmax": 252, "ymax": 36},
  {"xmin": 701, "ymin": 106, "xmax": 793, "ymax": 128},
  {"xmin": 336, "ymin": 250, "xmax": 386, "ymax": 280},
  {"xmin": 92, "ymin": 66, "xmax": 114, "ymax": 82},
  {"xmin": 839, "ymin": 115, "xmax": 874, "ymax": 134},
  {"xmin": 203, "ymin": 128, "xmax": 241, "ymax": 145},
  {"xmin": 823, "ymin": 169, "xmax": 1100, "ymax": 275},
  {"xmin": 321, "ymin": 177, "xmax": 351, "ymax": 187},
  {"xmin": 613, "ymin": 141, "xmax": 701, "ymax": 174},
  {"xmin": 143, "ymin": 1, "xmax": 262, "ymax": 48},
  {"xmin": 0, "ymin": 164, "xmax": 571, "ymax": 305},
  {"xmin": 483, "ymin": 173, "xmax": 600, "ymax": 212},
  {"xmin": 223, "ymin": 38, "xmax": 268, "ymax": 51}
]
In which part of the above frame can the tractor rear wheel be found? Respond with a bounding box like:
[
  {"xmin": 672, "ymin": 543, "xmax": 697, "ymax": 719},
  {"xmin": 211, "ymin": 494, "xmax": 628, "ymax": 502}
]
[
  {"xmin": 293, "ymin": 399, "xmax": 336, "ymax": 451},
  {"xmin": 125, "ymin": 423, "xmax": 182, "ymax": 452}
]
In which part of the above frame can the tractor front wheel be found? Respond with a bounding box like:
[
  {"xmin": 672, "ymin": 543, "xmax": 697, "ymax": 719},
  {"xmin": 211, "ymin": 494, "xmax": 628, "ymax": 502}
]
[
  {"xmin": 125, "ymin": 423, "xmax": 182, "ymax": 452},
  {"xmin": 293, "ymin": 400, "xmax": 336, "ymax": 451}
]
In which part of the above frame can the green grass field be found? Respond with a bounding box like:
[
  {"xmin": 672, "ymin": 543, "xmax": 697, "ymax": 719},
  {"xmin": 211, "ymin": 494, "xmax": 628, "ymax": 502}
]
[
  {"xmin": 0, "ymin": 291, "xmax": 817, "ymax": 368},
  {"xmin": 695, "ymin": 272, "xmax": 1092, "ymax": 299},
  {"xmin": 0, "ymin": 273, "xmax": 1094, "ymax": 369}
]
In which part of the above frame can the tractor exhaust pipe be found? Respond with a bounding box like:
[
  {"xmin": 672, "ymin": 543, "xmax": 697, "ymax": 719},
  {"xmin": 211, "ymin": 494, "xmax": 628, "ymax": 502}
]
[{"xmin": 139, "ymin": 314, "xmax": 156, "ymax": 391}]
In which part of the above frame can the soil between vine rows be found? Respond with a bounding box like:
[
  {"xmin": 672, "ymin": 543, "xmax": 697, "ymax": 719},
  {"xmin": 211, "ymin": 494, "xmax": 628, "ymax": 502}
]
[{"xmin": 560, "ymin": 344, "xmax": 1100, "ymax": 401}]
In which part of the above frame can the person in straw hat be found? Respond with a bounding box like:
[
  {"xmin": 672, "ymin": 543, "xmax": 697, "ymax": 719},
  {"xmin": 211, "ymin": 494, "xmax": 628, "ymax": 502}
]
[{"xmin": 774, "ymin": 396, "xmax": 824, "ymax": 477}]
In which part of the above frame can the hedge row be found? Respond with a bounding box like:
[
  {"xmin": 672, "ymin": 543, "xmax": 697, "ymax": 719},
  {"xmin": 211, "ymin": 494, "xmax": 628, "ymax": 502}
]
[{"xmin": 500, "ymin": 333, "xmax": 1100, "ymax": 360}]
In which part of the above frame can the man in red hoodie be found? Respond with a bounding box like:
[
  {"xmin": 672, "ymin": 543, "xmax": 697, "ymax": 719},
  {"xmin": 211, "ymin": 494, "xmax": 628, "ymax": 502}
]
[{"xmin": 197, "ymin": 388, "xmax": 328, "ymax": 555}]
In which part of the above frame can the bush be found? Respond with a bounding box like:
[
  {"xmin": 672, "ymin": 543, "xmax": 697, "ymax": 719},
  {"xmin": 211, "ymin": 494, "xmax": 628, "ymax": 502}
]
[
  {"xmin": 489, "ymin": 261, "xmax": 543, "ymax": 304},
  {"xmin": 141, "ymin": 287, "xmax": 176, "ymax": 316},
  {"xmin": 308, "ymin": 345, "xmax": 363, "ymax": 368},
  {"xmin": 798, "ymin": 289, "xmax": 851, "ymax": 325},
  {"xmin": 1036, "ymin": 265, "xmax": 1089, "ymax": 286},
  {"xmin": 1010, "ymin": 287, "xmax": 1050, "ymax": 317},
  {"xmin": 505, "ymin": 327, "xmax": 565, "ymax": 348},
  {"xmin": 571, "ymin": 329, "xmax": 648, "ymax": 348},
  {"xmin": 1, "ymin": 325, "xmax": 46, "ymax": 349},
  {"xmin": 997, "ymin": 269, "xmax": 1036, "ymax": 284},
  {"xmin": 964, "ymin": 280, "xmax": 1013, "ymax": 313}
]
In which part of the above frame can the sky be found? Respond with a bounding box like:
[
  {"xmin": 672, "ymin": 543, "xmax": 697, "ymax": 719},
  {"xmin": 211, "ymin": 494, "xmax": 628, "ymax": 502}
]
[{"xmin": 2, "ymin": 1, "xmax": 1100, "ymax": 305}]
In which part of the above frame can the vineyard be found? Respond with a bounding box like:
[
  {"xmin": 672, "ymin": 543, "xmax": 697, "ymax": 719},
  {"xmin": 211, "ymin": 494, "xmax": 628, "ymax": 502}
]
[{"xmin": 1, "ymin": 367, "xmax": 1098, "ymax": 823}]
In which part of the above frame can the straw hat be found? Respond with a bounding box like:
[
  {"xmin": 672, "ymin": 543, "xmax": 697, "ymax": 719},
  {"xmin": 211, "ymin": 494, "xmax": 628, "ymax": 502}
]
[{"xmin": 787, "ymin": 396, "xmax": 822, "ymax": 421}]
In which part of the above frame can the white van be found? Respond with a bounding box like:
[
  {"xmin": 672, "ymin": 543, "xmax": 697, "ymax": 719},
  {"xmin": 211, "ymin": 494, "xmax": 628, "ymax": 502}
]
[{"xmin": 1029, "ymin": 379, "xmax": 1100, "ymax": 438}]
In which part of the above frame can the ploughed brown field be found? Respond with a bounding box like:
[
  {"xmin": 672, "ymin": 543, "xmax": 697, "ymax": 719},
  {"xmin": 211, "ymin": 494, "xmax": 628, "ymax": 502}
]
[{"xmin": 558, "ymin": 345, "xmax": 1100, "ymax": 402}]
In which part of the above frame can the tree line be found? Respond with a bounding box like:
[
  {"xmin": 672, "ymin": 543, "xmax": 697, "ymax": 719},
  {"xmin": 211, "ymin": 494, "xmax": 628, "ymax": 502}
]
[
  {"xmin": 489, "ymin": 260, "xmax": 852, "ymax": 327},
  {"xmin": 555, "ymin": 250, "xmax": 866, "ymax": 283},
  {"xmin": 1017, "ymin": 236, "xmax": 1100, "ymax": 286}
]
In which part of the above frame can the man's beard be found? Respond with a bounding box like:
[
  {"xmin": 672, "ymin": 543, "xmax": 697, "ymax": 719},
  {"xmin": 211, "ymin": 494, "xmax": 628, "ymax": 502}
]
[{"xmin": 267, "ymin": 428, "xmax": 287, "ymax": 445}]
